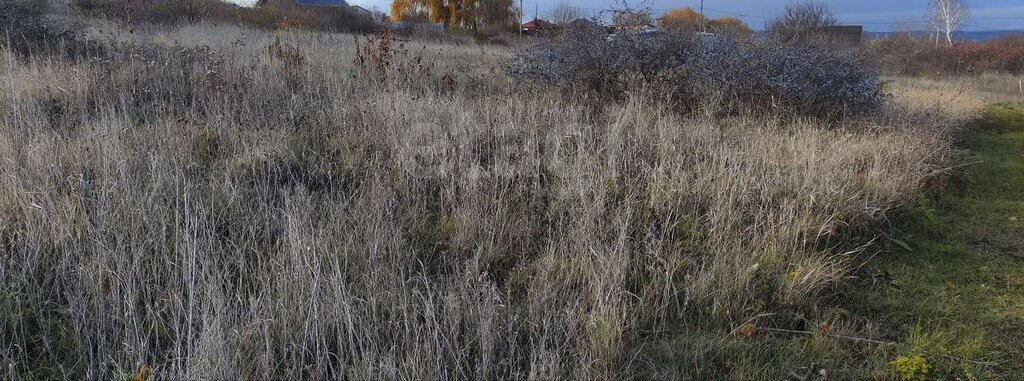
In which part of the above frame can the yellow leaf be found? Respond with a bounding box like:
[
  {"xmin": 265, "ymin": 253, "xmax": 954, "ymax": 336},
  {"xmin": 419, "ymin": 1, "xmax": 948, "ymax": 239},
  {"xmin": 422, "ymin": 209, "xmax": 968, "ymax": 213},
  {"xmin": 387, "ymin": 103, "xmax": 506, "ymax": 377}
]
[{"xmin": 130, "ymin": 364, "xmax": 153, "ymax": 381}]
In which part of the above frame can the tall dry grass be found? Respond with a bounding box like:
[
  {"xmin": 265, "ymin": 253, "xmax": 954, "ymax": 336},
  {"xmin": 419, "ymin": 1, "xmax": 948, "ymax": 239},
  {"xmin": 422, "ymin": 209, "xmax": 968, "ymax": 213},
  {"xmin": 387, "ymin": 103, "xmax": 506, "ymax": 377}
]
[
  {"xmin": 887, "ymin": 74, "xmax": 1024, "ymax": 119},
  {"xmin": 0, "ymin": 22, "xmax": 960, "ymax": 379}
]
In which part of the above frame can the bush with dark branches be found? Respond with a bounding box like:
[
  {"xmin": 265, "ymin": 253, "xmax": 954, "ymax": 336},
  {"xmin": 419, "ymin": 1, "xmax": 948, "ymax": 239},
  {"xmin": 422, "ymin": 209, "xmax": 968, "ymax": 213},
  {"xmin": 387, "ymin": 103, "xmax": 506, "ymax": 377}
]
[
  {"xmin": 765, "ymin": 1, "xmax": 838, "ymax": 45},
  {"xmin": 683, "ymin": 39, "xmax": 885, "ymax": 116},
  {"xmin": 507, "ymin": 24, "xmax": 682, "ymax": 95},
  {"xmin": 1, "ymin": 0, "xmax": 75, "ymax": 55},
  {"xmin": 508, "ymin": 27, "xmax": 886, "ymax": 117}
]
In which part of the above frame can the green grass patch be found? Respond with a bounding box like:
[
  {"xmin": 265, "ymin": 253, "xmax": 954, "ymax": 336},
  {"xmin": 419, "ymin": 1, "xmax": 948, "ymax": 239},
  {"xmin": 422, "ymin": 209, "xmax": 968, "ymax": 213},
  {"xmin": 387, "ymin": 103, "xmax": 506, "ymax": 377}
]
[
  {"xmin": 649, "ymin": 104, "xmax": 1024, "ymax": 379},
  {"xmin": 847, "ymin": 103, "xmax": 1024, "ymax": 379}
]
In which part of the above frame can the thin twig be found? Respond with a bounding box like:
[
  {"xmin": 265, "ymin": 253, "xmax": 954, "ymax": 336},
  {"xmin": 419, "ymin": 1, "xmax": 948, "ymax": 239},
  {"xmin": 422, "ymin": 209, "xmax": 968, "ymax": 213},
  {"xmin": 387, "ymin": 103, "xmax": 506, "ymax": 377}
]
[
  {"xmin": 935, "ymin": 353, "xmax": 1003, "ymax": 367},
  {"xmin": 759, "ymin": 327, "xmax": 897, "ymax": 346}
]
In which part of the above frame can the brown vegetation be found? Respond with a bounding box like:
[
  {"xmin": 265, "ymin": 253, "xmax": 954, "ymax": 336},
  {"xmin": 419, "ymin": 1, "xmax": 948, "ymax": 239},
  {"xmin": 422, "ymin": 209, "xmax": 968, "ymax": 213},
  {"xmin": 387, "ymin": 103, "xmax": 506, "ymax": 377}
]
[
  {"xmin": 765, "ymin": 1, "xmax": 837, "ymax": 44},
  {"xmin": 75, "ymin": 0, "xmax": 377, "ymax": 33},
  {"xmin": 74, "ymin": 0, "xmax": 237, "ymax": 24},
  {"xmin": 869, "ymin": 34, "xmax": 1024, "ymax": 76},
  {"xmin": 657, "ymin": 8, "xmax": 753, "ymax": 37}
]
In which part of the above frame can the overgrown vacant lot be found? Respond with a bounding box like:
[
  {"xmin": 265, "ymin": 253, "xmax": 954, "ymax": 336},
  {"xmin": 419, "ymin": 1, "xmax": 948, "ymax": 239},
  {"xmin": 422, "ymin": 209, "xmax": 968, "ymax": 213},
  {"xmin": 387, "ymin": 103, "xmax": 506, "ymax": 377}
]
[{"xmin": 0, "ymin": 20, "xmax": 991, "ymax": 379}]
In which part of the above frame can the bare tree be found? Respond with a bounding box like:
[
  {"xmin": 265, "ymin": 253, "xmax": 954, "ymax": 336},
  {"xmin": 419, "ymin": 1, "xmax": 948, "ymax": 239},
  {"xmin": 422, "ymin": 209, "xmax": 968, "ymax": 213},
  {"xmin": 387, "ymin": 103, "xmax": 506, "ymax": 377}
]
[
  {"xmin": 610, "ymin": 0, "xmax": 653, "ymax": 27},
  {"xmin": 929, "ymin": 0, "xmax": 969, "ymax": 46},
  {"xmin": 766, "ymin": 1, "xmax": 837, "ymax": 44},
  {"xmin": 549, "ymin": 1, "xmax": 583, "ymax": 26}
]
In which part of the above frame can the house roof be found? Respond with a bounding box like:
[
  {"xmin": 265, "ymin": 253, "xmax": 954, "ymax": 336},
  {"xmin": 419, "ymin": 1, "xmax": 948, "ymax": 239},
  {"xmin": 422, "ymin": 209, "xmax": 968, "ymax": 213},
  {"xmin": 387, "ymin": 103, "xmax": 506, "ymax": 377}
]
[{"xmin": 522, "ymin": 19, "xmax": 556, "ymax": 30}]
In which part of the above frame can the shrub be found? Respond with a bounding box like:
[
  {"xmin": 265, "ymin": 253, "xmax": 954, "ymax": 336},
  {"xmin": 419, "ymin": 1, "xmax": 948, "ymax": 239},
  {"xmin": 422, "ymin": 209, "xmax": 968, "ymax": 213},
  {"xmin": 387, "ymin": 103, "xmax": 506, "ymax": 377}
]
[
  {"xmin": 1, "ymin": 1, "xmax": 61, "ymax": 54},
  {"xmin": 890, "ymin": 354, "xmax": 930, "ymax": 381},
  {"xmin": 240, "ymin": 5, "xmax": 377, "ymax": 33},
  {"xmin": 765, "ymin": 1, "xmax": 837, "ymax": 45},
  {"xmin": 507, "ymin": 25, "xmax": 683, "ymax": 96},
  {"xmin": 866, "ymin": 34, "xmax": 937, "ymax": 76},
  {"xmin": 73, "ymin": 0, "xmax": 377, "ymax": 33},
  {"xmin": 316, "ymin": 6, "xmax": 377, "ymax": 33},
  {"xmin": 954, "ymin": 36, "xmax": 1024, "ymax": 74},
  {"xmin": 1, "ymin": 0, "xmax": 94, "ymax": 57},
  {"xmin": 74, "ymin": 0, "xmax": 238, "ymax": 24},
  {"xmin": 684, "ymin": 38, "xmax": 885, "ymax": 116},
  {"xmin": 241, "ymin": 6, "xmax": 333, "ymax": 31},
  {"xmin": 508, "ymin": 27, "xmax": 885, "ymax": 117},
  {"xmin": 868, "ymin": 34, "xmax": 1024, "ymax": 76}
]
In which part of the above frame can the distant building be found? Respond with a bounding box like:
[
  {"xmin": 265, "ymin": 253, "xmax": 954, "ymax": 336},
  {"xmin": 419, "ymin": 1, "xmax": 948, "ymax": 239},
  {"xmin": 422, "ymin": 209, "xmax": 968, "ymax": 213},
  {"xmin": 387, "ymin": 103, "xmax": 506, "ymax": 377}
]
[
  {"xmin": 813, "ymin": 25, "xmax": 864, "ymax": 47},
  {"xmin": 521, "ymin": 19, "xmax": 557, "ymax": 35},
  {"xmin": 567, "ymin": 18, "xmax": 603, "ymax": 31}
]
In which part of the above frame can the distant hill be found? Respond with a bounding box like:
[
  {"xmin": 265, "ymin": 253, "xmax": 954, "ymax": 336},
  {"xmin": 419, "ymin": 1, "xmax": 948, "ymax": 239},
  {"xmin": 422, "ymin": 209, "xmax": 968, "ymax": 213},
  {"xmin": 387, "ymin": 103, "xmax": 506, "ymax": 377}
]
[{"xmin": 864, "ymin": 30, "xmax": 1024, "ymax": 42}]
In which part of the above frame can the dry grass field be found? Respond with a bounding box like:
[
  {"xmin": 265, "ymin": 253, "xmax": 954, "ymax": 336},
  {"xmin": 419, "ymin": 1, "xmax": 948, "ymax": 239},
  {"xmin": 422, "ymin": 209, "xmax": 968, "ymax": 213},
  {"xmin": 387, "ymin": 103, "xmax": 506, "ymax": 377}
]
[
  {"xmin": 1, "ymin": 11, "xmax": 1020, "ymax": 380},
  {"xmin": 889, "ymin": 74, "xmax": 1023, "ymax": 115}
]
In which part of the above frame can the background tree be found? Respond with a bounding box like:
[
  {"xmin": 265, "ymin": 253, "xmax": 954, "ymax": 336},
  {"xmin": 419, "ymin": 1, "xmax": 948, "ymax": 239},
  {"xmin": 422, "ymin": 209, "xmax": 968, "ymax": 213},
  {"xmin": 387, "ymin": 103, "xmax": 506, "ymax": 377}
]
[
  {"xmin": 424, "ymin": 0, "xmax": 446, "ymax": 24},
  {"xmin": 477, "ymin": 0, "xmax": 517, "ymax": 31},
  {"xmin": 709, "ymin": 17, "xmax": 753, "ymax": 37},
  {"xmin": 612, "ymin": 9, "xmax": 652, "ymax": 27},
  {"xmin": 658, "ymin": 8, "xmax": 704, "ymax": 34},
  {"xmin": 391, "ymin": 0, "xmax": 482, "ymax": 27},
  {"xmin": 549, "ymin": 1, "xmax": 584, "ymax": 26},
  {"xmin": 390, "ymin": 0, "xmax": 426, "ymax": 22},
  {"xmin": 766, "ymin": 1, "xmax": 837, "ymax": 44},
  {"xmin": 929, "ymin": 0, "xmax": 969, "ymax": 46},
  {"xmin": 461, "ymin": 0, "xmax": 478, "ymax": 29},
  {"xmin": 610, "ymin": 0, "xmax": 653, "ymax": 27}
]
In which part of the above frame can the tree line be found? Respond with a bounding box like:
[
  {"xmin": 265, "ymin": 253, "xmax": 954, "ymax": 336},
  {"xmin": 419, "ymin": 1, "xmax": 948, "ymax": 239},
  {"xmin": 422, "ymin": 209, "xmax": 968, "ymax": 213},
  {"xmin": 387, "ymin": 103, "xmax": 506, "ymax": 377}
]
[{"xmin": 390, "ymin": 0, "xmax": 517, "ymax": 30}]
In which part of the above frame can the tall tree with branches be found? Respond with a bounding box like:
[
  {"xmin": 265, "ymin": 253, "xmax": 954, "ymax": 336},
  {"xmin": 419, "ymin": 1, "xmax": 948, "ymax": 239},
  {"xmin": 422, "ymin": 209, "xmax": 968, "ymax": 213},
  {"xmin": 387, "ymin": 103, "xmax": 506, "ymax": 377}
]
[
  {"xmin": 391, "ymin": 0, "xmax": 482, "ymax": 28},
  {"xmin": 766, "ymin": 1, "xmax": 837, "ymax": 44},
  {"xmin": 610, "ymin": 0, "xmax": 653, "ymax": 27},
  {"xmin": 658, "ymin": 8, "xmax": 704, "ymax": 34},
  {"xmin": 929, "ymin": 0, "xmax": 969, "ymax": 46},
  {"xmin": 476, "ymin": 0, "xmax": 517, "ymax": 31},
  {"xmin": 390, "ymin": 0, "xmax": 415, "ymax": 21},
  {"xmin": 549, "ymin": 1, "xmax": 584, "ymax": 26}
]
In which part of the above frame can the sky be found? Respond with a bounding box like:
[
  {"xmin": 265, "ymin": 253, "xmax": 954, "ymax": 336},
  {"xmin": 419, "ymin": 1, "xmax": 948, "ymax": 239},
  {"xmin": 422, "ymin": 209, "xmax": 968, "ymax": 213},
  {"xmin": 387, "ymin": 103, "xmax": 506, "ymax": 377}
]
[{"xmin": 227, "ymin": 1, "xmax": 1024, "ymax": 31}]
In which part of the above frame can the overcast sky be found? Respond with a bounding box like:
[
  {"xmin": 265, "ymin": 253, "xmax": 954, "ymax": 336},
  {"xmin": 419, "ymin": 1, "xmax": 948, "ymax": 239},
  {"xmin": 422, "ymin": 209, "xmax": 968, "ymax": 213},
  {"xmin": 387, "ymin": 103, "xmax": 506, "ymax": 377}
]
[{"xmin": 227, "ymin": 0, "xmax": 1024, "ymax": 31}]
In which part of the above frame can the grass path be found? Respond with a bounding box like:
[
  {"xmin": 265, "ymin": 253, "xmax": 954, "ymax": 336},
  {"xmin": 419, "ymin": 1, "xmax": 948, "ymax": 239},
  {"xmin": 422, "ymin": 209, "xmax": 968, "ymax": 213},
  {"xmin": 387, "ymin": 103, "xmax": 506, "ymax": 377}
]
[{"xmin": 850, "ymin": 103, "xmax": 1024, "ymax": 379}]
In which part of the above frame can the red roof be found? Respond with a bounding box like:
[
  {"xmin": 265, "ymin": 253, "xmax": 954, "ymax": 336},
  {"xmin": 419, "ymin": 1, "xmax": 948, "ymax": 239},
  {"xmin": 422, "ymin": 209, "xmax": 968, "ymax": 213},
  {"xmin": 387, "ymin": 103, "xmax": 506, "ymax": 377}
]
[{"xmin": 522, "ymin": 19, "xmax": 556, "ymax": 30}]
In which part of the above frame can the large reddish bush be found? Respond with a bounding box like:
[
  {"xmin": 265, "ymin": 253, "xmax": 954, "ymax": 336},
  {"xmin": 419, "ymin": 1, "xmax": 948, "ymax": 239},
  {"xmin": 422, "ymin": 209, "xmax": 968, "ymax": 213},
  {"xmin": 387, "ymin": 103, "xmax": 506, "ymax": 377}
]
[
  {"xmin": 953, "ymin": 36, "xmax": 1024, "ymax": 73},
  {"xmin": 869, "ymin": 34, "xmax": 1024, "ymax": 75}
]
